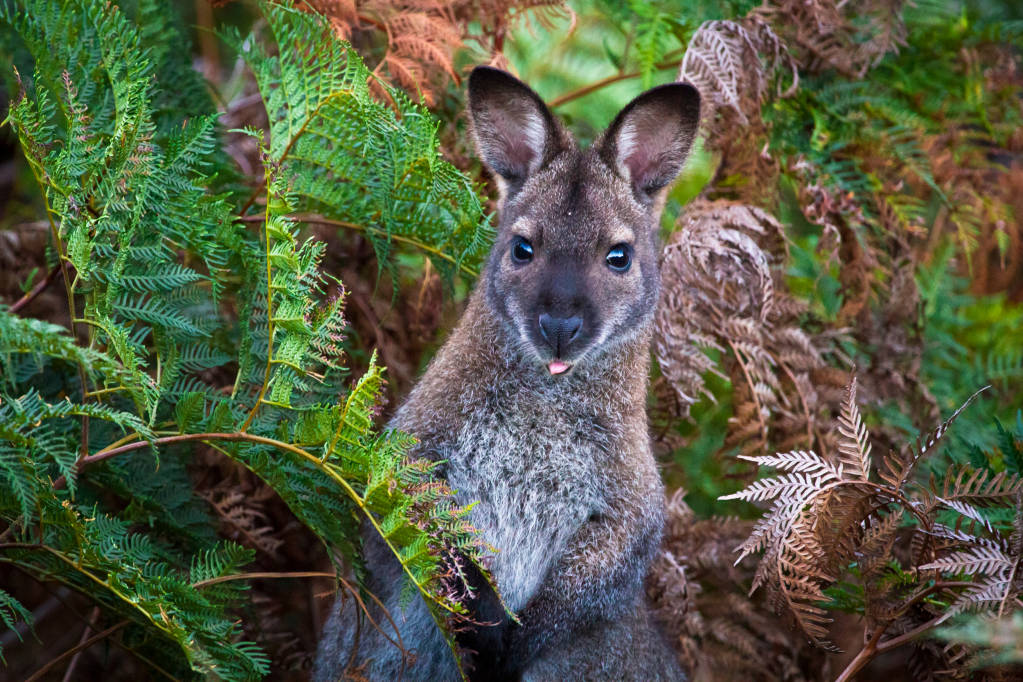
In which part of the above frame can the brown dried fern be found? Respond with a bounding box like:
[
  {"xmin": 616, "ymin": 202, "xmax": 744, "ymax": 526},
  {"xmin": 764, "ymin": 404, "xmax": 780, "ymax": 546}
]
[
  {"xmin": 679, "ymin": 18, "xmax": 796, "ymax": 138},
  {"xmin": 647, "ymin": 490, "xmax": 826, "ymax": 681},
  {"xmin": 204, "ymin": 489, "xmax": 285, "ymax": 559},
  {"xmin": 654, "ymin": 198, "xmax": 848, "ymax": 461},
  {"xmin": 759, "ymin": 0, "xmax": 906, "ymax": 79},
  {"xmin": 301, "ymin": 0, "xmax": 565, "ymax": 104},
  {"xmin": 722, "ymin": 379, "xmax": 1023, "ymax": 680}
]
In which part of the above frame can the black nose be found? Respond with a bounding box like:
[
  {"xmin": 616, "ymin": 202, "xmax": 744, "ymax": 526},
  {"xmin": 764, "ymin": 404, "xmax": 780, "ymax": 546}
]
[{"xmin": 538, "ymin": 314, "xmax": 583, "ymax": 356}]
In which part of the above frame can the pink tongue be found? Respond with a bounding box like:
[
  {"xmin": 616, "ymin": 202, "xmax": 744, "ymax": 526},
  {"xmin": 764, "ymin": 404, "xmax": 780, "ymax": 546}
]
[{"xmin": 548, "ymin": 361, "xmax": 570, "ymax": 375}]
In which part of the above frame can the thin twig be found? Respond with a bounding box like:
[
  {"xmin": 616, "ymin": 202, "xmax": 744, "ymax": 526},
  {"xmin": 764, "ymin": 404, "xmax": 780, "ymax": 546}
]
[
  {"xmin": 24, "ymin": 620, "xmax": 129, "ymax": 682},
  {"xmin": 192, "ymin": 570, "xmax": 335, "ymax": 588},
  {"xmin": 336, "ymin": 573, "xmax": 409, "ymax": 663},
  {"xmin": 875, "ymin": 612, "xmax": 953, "ymax": 654},
  {"xmin": 236, "ymin": 213, "xmax": 479, "ymax": 278},
  {"xmin": 61, "ymin": 605, "xmax": 100, "ymax": 682},
  {"xmin": 894, "ymin": 581, "xmax": 973, "ymax": 617},
  {"xmin": 356, "ymin": 12, "xmax": 387, "ymax": 32},
  {"xmin": 8, "ymin": 264, "xmax": 62, "ymax": 313},
  {"xmin": 548, "ymin": 55, "xmax": 684, "ymax": 108},
  {"xmin": 0, "ymin": 561, "xmax": 179, "ymax": 681}
]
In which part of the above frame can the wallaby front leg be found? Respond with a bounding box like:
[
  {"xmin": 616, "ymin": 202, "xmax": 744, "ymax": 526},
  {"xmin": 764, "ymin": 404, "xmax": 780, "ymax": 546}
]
[
  {"xmin": 458, "ymin": 491, "xmax": 663, "ymax": 680},
  {"xmin": 453, "ymin": 556, "xmax": 519, "ymax": 681}
]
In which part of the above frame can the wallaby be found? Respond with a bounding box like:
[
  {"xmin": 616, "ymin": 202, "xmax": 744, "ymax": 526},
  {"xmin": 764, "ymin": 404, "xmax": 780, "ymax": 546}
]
[{"xmin": 314, "ymin": 66, "xmax": 700, "ymax": 681}]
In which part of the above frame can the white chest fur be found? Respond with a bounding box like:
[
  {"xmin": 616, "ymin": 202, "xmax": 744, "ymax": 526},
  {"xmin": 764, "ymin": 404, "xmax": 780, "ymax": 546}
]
[{"xmin": 444, "ymin": 386, "xmax": 611, "ymax": 612}]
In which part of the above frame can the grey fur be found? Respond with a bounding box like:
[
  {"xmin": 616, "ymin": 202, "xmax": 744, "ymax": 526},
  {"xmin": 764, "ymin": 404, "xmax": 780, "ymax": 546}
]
[
  {"xmin": 524, "ymin": 597, "xmax": 683, "ymax": 681},
  {"xmin": 314, "ymin": 67, "xmax": 699, "ymax": 681}
]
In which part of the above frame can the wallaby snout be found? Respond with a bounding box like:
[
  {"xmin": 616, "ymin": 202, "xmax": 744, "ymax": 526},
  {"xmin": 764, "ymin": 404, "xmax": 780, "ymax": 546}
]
[{"xmin": 538, "ymin": 313, "xmax": 583, "ymax": 356}]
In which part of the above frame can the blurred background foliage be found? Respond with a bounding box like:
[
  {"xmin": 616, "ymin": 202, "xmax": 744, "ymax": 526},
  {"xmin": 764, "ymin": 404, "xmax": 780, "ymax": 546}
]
[{"xmin": 1, "ymin": 0, "xmax": 1022, "ymax": 679}]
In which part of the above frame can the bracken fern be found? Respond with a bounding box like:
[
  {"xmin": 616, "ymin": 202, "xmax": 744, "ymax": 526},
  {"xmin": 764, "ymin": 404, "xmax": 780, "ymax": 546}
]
[{"xmin": 0, "ymin": 0, "xmax": 491, "ymax": 678}]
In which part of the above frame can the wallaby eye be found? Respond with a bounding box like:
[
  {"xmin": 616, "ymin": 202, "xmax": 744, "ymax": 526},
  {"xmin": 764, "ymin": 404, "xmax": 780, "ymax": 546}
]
[
  {"xmin": 606, "ymin": 244, "xmax": 632, "ymax": 272},
  {"xmin": 511, "ymin": 236, "xmax": 534, "ymax": 264}
]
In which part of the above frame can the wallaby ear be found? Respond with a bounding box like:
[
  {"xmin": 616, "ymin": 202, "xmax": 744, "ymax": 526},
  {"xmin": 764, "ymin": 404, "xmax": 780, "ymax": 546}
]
[
  {"xmin": 598, "ymin": 83, "xmax": 701, "ymax": 200},
  {"xmin": 467, "ymin": 66, "xmax": 568, "ymax": 196}
]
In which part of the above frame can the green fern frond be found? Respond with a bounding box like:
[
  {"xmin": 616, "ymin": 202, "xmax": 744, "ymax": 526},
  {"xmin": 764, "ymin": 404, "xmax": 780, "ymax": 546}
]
[
  {"xmin": 1, "ymin": 0, "xmax": 493, "ymax": 678},
  {"xmin": 1, "ymin": 504, "xmax": 268, "ymax": 680},
  {"xmin": 4, "ymin": 0, "xmax": 243, "ymax": 422},
  {"xmin": 0, "ymin": 389, "xmax": 153, "ymax": 504},
  {"xmin": 228, "ymin": 1, "xmax": 493, "ymax": 286},
  {"xmin": 0, "ymin": 589, "xmax": 32, "ymax": 664}
]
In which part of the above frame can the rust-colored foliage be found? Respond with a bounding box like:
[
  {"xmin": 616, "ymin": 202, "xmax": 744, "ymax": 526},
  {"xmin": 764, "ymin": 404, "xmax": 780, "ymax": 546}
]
[
  {"xmin": 654, "ymin": 199, "xmax": 849, "ymax": 460},
  {"xmin": 721, "ymin": 380, "xmax": 1023, "ymax": 678},
  {"xmin": 301, "ymin": 0, "xmax": 567, "ymax": 104},
  {"xmin": 658, "ymin": 0, "xmax": 1021, "ymax": 470},
  {"xmin": 648, "ymin": 0, "xmax": 1023, "ymax": 678},
  {"xmin": 648, "ymin": 490, "xmax": 829, "ymax": 681}
]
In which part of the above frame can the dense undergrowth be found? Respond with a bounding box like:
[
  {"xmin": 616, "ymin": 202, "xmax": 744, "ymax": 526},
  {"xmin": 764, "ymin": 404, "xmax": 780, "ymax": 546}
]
[{"xmin": 0, "ymin": 0, "xmax": 1021, "ymax": 680}]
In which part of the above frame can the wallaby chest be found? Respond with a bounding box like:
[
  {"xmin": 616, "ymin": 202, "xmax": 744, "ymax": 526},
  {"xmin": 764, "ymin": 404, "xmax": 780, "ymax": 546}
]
[{"xmin": 442, "ymin": 380, "xmax": 616, "ymax": 611}]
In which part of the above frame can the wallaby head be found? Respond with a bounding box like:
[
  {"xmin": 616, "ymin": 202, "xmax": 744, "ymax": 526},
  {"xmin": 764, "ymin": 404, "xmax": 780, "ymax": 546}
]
[{"xmin": 468, "ymin": 66, "xmax": 700, "ymax": 376}]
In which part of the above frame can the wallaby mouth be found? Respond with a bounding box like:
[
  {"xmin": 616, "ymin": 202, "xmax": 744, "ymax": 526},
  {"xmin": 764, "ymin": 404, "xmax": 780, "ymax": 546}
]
[{"xmin": 547, "ymin": 360, "xmax": 572, "ymax": 375}]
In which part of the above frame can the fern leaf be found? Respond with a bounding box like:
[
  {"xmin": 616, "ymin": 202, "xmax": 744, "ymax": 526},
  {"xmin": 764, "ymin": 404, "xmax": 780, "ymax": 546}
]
[
  {"xmin": 836, "ymin": 377, "xmax": 872, "ymax": 480},
  {"xmin": 228, "ymin": 1, "xmax": 492, "ymax": 286},
  {"xmin": 942, "ymin": 466, "xmax": 1023, "ymax": 506},
  {"xmin": 921, "ymin": 547, "xmax": 1014, "ymax": 576},
  {"xmin": 0, "ymin": 589, "xmax": 32, "ymax": 664},
  {"xmin": 720, "ymin": 471, "xmax": 837, "ymax": 503},
  {"xmin": 880, "ymin": 386, "xmax": 989, "ymax": 490},
  {"xmin": 738, "ymin": 450, "xmax": 839, "ymax": 476}
]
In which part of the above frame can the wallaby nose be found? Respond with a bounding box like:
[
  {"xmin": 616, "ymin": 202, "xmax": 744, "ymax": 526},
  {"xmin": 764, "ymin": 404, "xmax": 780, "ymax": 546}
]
[{"xmin": 538, "ymin": 314, "xmax": 583, "ymax": 356}]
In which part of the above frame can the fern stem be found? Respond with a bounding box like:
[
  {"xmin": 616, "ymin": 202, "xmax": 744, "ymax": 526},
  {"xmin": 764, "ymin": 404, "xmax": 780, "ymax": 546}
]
[
  {"xmin": 2, "ymin": 546, "xmax": 174, "ymax": 643},
  {"xmin": 839, "ymin": 607, "xmax": 959, "ymax": 682},
  {"xmin": 240, "ymin": 169, "xmax": 277, "ymax": 433},
  {"xmin": 895, "ymin": 580, "xmax": 973, "ymax": 616},
  {"xmin": 333, "ymin": 572, "xmax": 411, "ymax": 665},
  {"xmin": 192, "ymin": 570, "xmax": 335, "ymax": 588},
  {"xmin": 71, "ymin": 317, "xmax": 114, "ymax": 336},
  {"xmin": 61, "ymin": 605, "xmax": 98, "ymax": 682},
  {"xmin": 270, "ymin": 357, "xmax": 324, "ymax": 378},
  {"xmin": 834, "ymin": 623, "xmax": 886, "ymax": 682},
  {"xmin": 355, "ymin": 12, "xmax": 387, "ymax": 32},
  {"xmin": 236, "ymin": 213, "xmax": 480, "ymax": 278},
  {"xmin": 84, "ymin": 386, "xmax": 129, "ymax": 398},
  {"xmin": 22, "ymin": 152, "xmax": 94, "ymax": 462},
  {"xmin": 548, "ymin": 54, "xmax": 684, "ymax": 109},
  {"xmin": 2, "ymin": 555, "xmax": 181, "ymax": 680},
  {"xmin": 1, "ymin": 555, "xmax": 181, "ymax": 680},
  {"xmin": 57, "ymin": 431, "xmax": 465, "ymax": 616},
  {"xmin": 875, "ymin": 611, "xmax": 953, "ymax": 652},
  {"xmin": 239, "ymin": 87, "xmax": 361, "ymax": 218},
  {"xmin": 999, "ymin": 559, "xmax": 1021, "ymax": 617},
  {"xmin": 237, "ymin": 184, "xmax": 264, "ymax": 219},
  {"xmin": 325, "ymin": 357, "xmax": 377, "ymax": 459}
]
